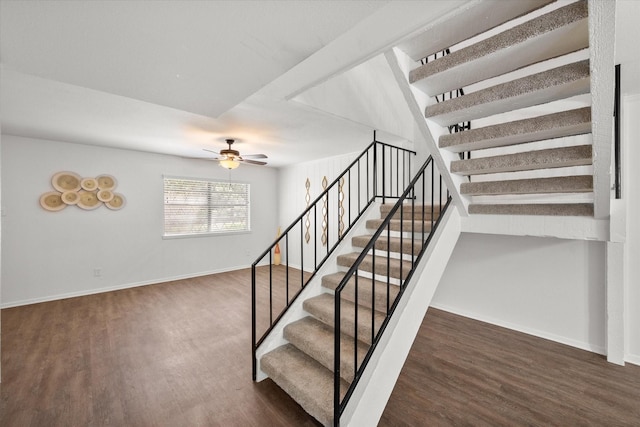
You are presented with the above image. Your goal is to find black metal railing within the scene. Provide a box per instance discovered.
[251,135,416,380]
[333,156,451,425]
[614,63,621,199]
[421,48,471,160]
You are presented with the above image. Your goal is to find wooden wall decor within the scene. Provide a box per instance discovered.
[40,172,125,211]
[304,178,311,244]
[321,176,328,246]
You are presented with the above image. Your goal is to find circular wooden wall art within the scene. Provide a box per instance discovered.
[81,177,98,191]
[77,191,101,210]
[97,189,114,202]
[42,172,123,212]
[40,191,66,211]
[96,174,117,190]
[51,171,81,192]
[61,190,80,205]
[105,193,126,210]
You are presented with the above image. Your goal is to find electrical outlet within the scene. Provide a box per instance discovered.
[94,268,102,277]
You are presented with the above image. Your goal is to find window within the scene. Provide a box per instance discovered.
[163,177,250,237]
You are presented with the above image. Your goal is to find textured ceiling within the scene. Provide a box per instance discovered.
[0,1,471,167]
[0,0,386,118]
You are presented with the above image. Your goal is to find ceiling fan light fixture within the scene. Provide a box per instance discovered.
[204,138,267,168]
[219,158,240,170]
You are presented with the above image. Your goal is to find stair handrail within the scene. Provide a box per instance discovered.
[252,136,416,380]
[614,63,621,199]
[333,155,452,425]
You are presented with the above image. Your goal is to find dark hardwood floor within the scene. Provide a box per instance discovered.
[1,267,320,427]
[2,267,639,426]
[381,308,640,426]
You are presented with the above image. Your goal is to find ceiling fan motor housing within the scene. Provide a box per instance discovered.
[220,148,240,158]
[222,139,240,158]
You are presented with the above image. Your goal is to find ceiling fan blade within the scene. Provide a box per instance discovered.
[181,156,219,161]
[241,153,268,159]
[240,159,267,166]
[203,148,220,155]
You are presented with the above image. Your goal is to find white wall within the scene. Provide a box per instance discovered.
[0,129,3,381]
[275,141,429,270]
[615,0,640,367]
[624,95,640,364]
[1,135,278,307]
[433,233,606,354]
[277,151,360,270]
[430,0,640,364]
[293,54,415,143]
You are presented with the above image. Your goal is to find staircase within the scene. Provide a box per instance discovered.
[260,203,442,426]
[254,1,616,425]
[389,0,613,218]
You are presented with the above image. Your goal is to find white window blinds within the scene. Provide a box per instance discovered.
[163,177,250,237]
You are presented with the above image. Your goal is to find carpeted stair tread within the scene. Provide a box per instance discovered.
[380,203,443,220]
[284,316,369,381]
[261,344,348,426]
[303,293,386,346]
[397,0,553,61]
[468,203,594,216]
[337,252,413,280]
[410,1,588,96]
[352,234,423,256]
[424,60,590,127]
[322,272,400,313]
[366,218,434,233]
[451,145,592,176]
[461,175,593,196]
[440,107,591,153]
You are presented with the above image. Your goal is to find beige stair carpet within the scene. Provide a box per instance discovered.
[439,107,591,152]
[451,144,592,175]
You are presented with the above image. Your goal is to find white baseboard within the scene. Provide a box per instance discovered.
[430,302,606,356]
[625,354,640,367]
[0,264,253,309]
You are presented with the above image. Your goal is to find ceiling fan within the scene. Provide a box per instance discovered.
[204,139,268,169]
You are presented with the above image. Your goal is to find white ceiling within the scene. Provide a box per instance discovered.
[1,1,637,168]
[0,0,401,167]
[3,0,457,167]
[1,0,387,118]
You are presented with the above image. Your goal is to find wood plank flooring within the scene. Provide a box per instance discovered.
[1,267,320,427]
[381,308,640,426]
[2,267,639,426]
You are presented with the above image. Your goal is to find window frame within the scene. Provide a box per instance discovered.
[162,175,251,239]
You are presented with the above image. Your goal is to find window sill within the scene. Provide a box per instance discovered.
[162,230,251,240]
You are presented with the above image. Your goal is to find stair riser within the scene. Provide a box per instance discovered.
[397,0,554,61]
[340,270,403,287]
[451,145,592,176]
[381,204,442,213]
[439,107,592,153]
[283,318,368,382]
[366,219,434,233]
[321,273,400,314]
[331,284,399,314]
[469,203,594,216]
[410,1,588,96]
[461,175,593,196]
[303,300,383,346]
[260,344,348,426]
[352,235,422,256]
[425,60,590,127]
[337,254,412,280]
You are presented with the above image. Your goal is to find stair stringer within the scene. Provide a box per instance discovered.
[254,201,383,381]
[588,0,616,219]
[340,206,461,426]
[385,47,469,216]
